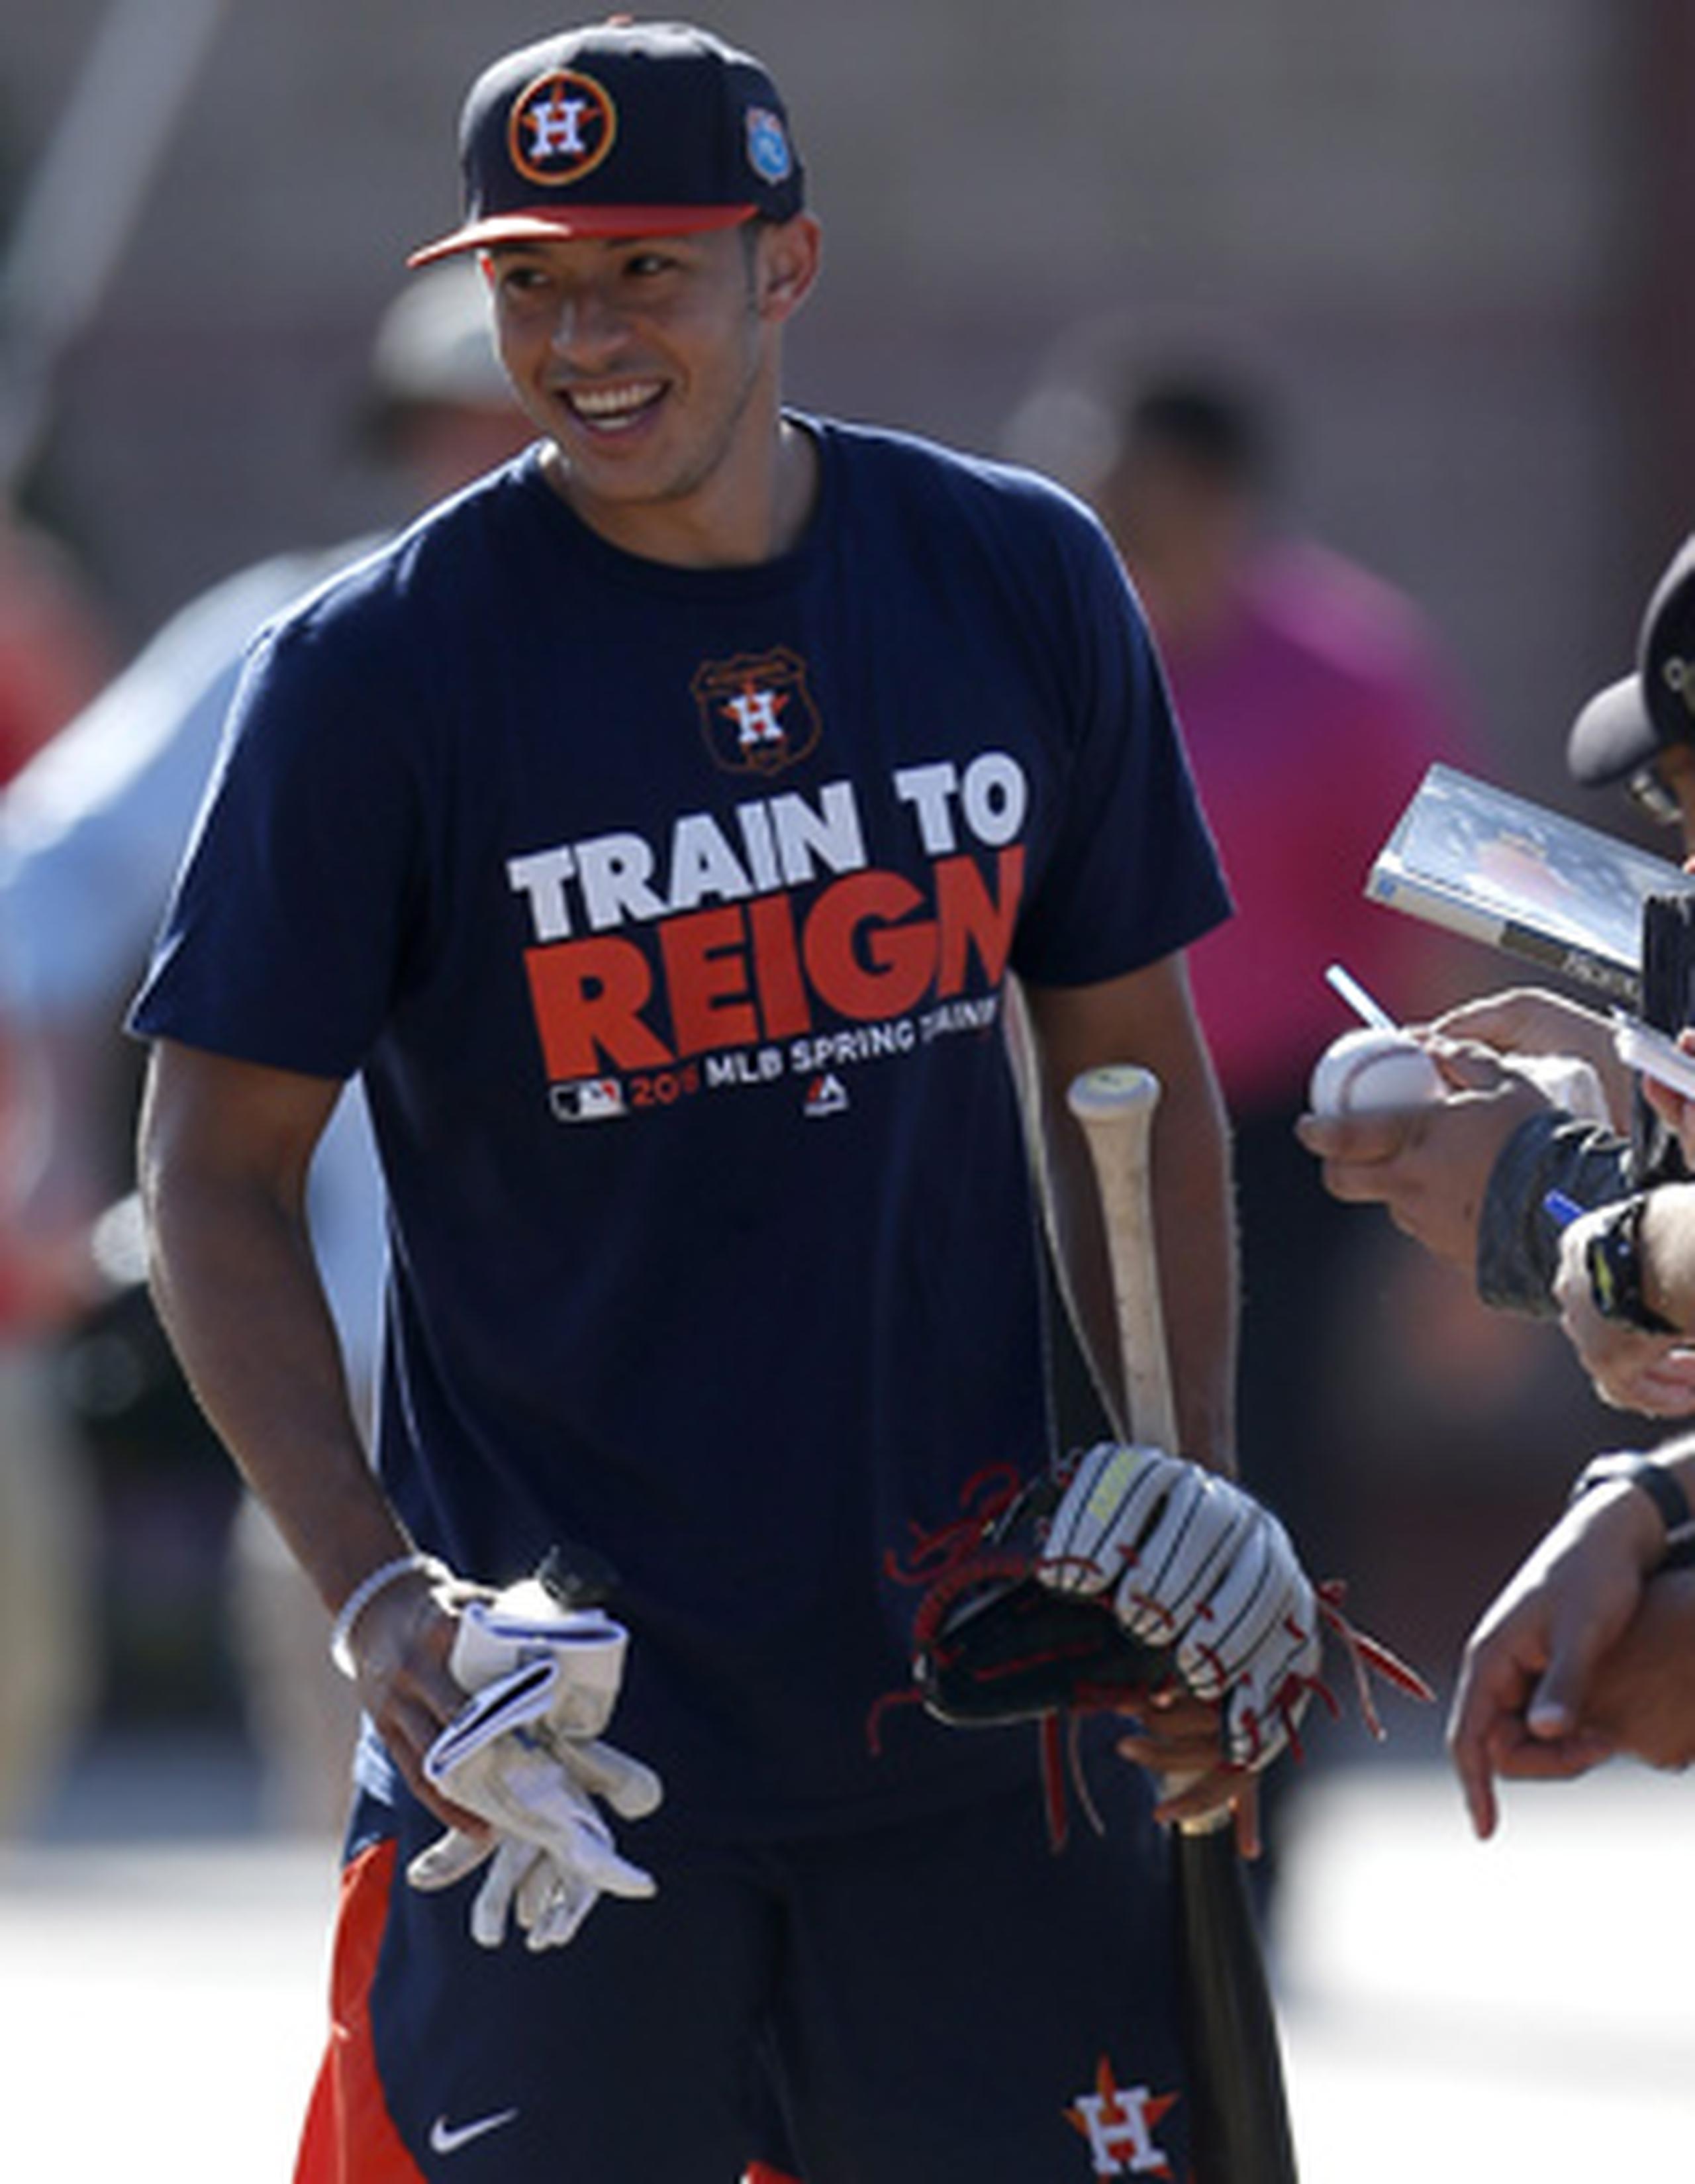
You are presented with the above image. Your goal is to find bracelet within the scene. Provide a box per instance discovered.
[328,1552,449,1679]
[1567,1452,1695,1561]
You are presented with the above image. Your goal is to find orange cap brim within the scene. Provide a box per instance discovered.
[407,203,755,268]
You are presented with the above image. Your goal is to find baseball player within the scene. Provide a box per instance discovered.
[130,23,1323,2181]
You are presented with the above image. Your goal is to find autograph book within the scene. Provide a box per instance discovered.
[1365,764,1695,1006]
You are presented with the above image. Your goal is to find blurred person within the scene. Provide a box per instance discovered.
[1008,350,1475,1894]
[0,505,114,786]
[1298,533,1695,1332]
[0,491,118,1830]
[0,259,532,1832]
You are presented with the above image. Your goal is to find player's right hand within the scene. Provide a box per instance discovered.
[407,1654,662,1948]
[397,1573,663,1948]
[340,1562,491,1834]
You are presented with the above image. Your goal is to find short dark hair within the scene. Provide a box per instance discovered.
[1120,372,1274,494]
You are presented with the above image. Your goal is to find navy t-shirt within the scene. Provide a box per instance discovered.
[133,419,1229,1840]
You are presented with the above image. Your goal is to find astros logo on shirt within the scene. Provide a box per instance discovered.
[693,648,822,777]
[508,68,617,187]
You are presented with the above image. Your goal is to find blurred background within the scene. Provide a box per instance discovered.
[0,4,1692,2176]
[7,0,1692,738]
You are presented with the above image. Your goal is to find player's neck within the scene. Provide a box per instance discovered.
[542,415,818,571]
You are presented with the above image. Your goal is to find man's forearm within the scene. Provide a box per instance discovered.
[137,1045,411,1616]
[1022,966,1237,1475]
[146,1167,408,1610]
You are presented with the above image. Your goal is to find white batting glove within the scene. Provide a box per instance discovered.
[1036,1442,1322,1771]
[448,1576,632,1737]
[406,1576,662,1949]
[407,1653,662,1948]
[405,1826,590,1951]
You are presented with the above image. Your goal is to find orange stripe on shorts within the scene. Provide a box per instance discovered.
[293,1840,424,2184]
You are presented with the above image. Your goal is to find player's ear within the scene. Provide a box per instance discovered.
[752,215,822,324]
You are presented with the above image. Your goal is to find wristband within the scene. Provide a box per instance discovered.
[330,1552,450,1678]
[1583,1194,1678,1334]
[1567,1452,1695,1563]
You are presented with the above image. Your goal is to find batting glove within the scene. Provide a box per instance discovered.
[1035,1442,1322,1771]
[408,1653,662,1947]
[447,1577,634,1739]
[406,1575,662,1949]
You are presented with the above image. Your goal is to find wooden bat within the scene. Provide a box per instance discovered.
[1066,1063,1300,2184]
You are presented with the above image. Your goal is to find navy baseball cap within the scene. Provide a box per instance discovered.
[1568,533,1695,785]
[408,19,804,268]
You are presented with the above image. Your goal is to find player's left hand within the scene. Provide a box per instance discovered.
[1036,1444,1322,1775]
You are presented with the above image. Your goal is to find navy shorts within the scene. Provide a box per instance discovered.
[296,1754,1194,2183]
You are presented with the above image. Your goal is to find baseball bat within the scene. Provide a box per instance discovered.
[1066,1063,1299,2184]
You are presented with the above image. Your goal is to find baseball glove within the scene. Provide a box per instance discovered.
[910,1452,1431,1761]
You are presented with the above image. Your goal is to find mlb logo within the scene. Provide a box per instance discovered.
[550,1076,626,1122]
[803,1073,848,1118]
[692,647,822,777]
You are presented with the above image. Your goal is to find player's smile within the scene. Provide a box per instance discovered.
[561,379,669,435]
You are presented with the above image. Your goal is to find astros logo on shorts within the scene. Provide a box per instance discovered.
[508,68,617,187]
[693,648,822,777]
[1064,2057,1180,2177]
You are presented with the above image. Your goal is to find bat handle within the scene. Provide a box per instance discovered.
[1065,1065,1178,1452]
[1065,1064,1224,1838]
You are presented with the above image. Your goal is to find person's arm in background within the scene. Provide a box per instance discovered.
[0,556,337,1312]
[1549,1183,1695,1416]
[1448,1438,1695,1836]
[1296,1027,1632,1314]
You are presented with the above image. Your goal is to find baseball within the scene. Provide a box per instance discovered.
[1307,1026,1445,1117]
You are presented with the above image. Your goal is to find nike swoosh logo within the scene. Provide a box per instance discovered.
[429,2108,520,2156]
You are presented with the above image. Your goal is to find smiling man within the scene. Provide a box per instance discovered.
[125,22,1310,2184]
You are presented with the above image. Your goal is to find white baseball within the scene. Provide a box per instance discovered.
[1307,1026,1445,1116]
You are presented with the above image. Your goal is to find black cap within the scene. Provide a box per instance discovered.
[409,19,803,268]
[1567,534,1695,785]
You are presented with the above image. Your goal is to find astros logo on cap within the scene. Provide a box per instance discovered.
[508,68,617,188]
